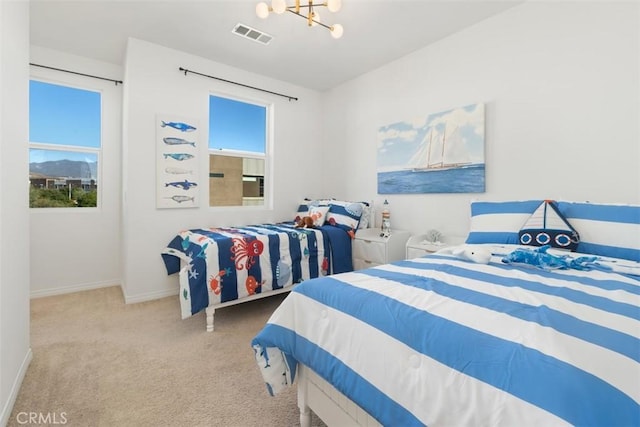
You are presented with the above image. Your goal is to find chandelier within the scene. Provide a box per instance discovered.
[256,0,344,39]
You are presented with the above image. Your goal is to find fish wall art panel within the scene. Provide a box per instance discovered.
[156,115,200,208]
[377,103,485,194]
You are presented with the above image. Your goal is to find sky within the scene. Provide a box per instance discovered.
[376,103,485,172]
[29,80,101,162]
[29,81,266,163]
[208,95,266,153]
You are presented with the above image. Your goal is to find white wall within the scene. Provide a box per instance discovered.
[322,1,640,238]
[23,1,640,302]
[0,1,31,425]
[28,46,123,297]
[5,2,635,416]
[121,38,326,302]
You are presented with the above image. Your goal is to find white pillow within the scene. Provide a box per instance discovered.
[294,199,331,222]
[308,206,330,227]
[359,203,372,229]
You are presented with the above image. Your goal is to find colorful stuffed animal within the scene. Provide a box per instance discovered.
[295,216,314,229]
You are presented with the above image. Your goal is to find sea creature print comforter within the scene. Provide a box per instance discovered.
[162,222,352,318]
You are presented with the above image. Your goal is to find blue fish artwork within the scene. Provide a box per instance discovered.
[161,121,197,132]
[165,180,198,190]
[163,153,194,161]
[163,137,196,147]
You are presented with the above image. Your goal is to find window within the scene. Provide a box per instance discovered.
[29,80,101,208]
[208,94,268,207]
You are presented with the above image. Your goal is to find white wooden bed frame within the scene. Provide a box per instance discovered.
[204,203,376,332]
[297,364,380,427]
[204,286,294,332]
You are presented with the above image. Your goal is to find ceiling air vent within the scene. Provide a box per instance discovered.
[232,23,273,45]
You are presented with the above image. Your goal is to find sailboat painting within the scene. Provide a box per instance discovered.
[377,103,485,194]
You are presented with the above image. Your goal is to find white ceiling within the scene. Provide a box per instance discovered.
[29,0,523,91]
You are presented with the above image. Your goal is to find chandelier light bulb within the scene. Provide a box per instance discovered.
[272,0,287,14]
[326,0,342,13]
[330,23,343,39]
[256,2,270,18]
[255,0,344,39]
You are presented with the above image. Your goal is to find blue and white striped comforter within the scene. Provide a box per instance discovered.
[162,223,352,319]
[252,245,639,426]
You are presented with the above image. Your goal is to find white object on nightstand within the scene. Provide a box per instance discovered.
[406,233,466,259]
[352,228,411,270]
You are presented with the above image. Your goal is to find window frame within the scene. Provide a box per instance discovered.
[28,77,103,211]
[208,91,272,209]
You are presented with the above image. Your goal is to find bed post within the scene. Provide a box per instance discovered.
[298,365,312,427]
[205,306,215,332]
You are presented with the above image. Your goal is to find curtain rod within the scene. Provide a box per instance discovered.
[29,63,123,86]
[179,67,298,102]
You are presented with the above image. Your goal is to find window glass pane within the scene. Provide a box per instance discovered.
[208,94,268,208]
[209,154,264,207]
[29,79,101,209]
[209,95,266,153]
[29,148,98,208]
[29,80,101,148]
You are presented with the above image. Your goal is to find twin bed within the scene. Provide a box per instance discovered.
[161,199,371,331]
[251,200,639,426]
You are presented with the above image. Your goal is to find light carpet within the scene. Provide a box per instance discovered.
[8,286,325,427]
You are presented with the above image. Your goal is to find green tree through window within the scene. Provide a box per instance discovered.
[29,80,101,208]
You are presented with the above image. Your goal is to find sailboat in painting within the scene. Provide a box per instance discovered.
[408,124,471,172]
[376,102,485,194]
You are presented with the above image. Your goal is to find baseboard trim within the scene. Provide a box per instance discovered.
[30,280,119,299]
[0,348,33,427]
[123,288,178,304]
[32,281,179,305]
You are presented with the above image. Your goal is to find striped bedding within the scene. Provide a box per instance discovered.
[252,244,639,426]
[162,223,352,319]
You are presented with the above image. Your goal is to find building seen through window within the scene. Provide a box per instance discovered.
[29,80,101,208]
[209,94,268,207]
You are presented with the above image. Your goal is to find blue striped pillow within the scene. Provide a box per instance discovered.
[555,202,640,262]
[326,200,366,232]
[466,200,542,245]
[466,200,640,262]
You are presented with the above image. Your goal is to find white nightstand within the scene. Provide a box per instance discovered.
[353,228,411,270]
[406,234,466,259]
